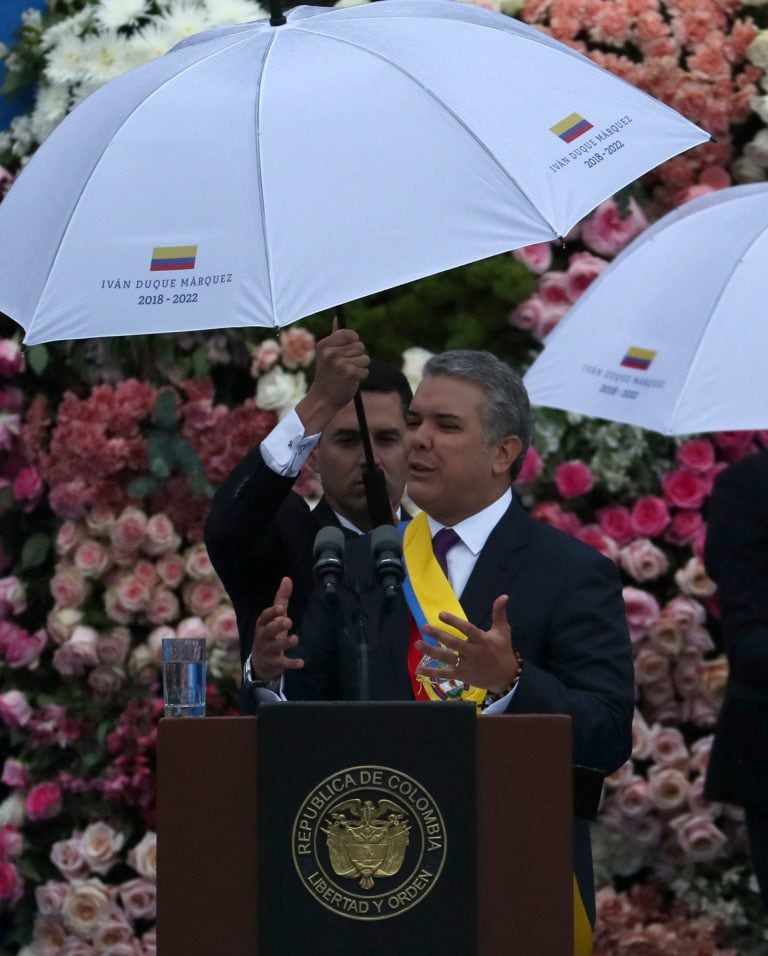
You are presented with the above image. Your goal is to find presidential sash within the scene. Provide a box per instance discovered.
[399,512,594,955]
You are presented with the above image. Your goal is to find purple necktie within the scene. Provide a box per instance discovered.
[432,527,460,577]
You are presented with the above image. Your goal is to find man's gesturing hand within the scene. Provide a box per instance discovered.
[249,577,304,681]
[414,594,519,695]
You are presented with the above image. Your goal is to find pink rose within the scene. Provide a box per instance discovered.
[581,197,648,257]
[650,726,689,766]
[575,525,619,561]
[183,580,223,617]
[110,507,148,552]
[641,677,675,706]
[513,242,553,274]
[51,837,90,880]
[176,617,210,640]
[251,338,281,376]
[564,250,607,302]
[513,446,543,486]
[85,504,115,535]
[630,496,670,538]
[119,877,157,921]
[206,605,238,644]
[52,627,99,676]
[1,759,30,789]
[622,587,660,642]
[0,340,24,378]
[713,431,755,458]
[46,606,84,643]
[597,506,634,547]
[96,628,131,666]
[73,540,110,579]
[625,813,662,848]
[115,575,151,613]
[631,710,653,760]
[531,501,582,535]
[144,513,178,556]
[673,659,704,698]
[35,879,69,915]
[103,588,134,625]
[156,553,185,589]
[509,294,566,341]
[88,664,125,698]
[661,468,709,509]
[184,544,215,581]
[93,917,135,950]
[279,327,316,369]
[634,646,670,685]
[648,611,684,656]
[603,761,634,790]
[619,539,669,582]
[0,860,23,904]
[554,460,594,498]
[0,825,22,860]
[26,782,62,822]
[50,566,89,608]
[680,695,719,728]
[0,576,26,616]
[146,589,180,625]
[615,777,653,817]
[3,625,47,669]
[134,559,158,588]
[664,510,704,547]
[648,767,689,811]
[81,821,125,876]
[12,466,43,508]
[143,928,157,955]
[672,813,728,862]
[55,521,84,557]
[0,689,32,727]
[688,736,713,777]
[128,831,157,880]
[677,439,715,473]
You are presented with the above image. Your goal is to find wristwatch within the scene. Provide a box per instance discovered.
[242,656,282,693]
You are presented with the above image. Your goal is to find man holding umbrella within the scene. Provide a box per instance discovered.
[247,344,635,936]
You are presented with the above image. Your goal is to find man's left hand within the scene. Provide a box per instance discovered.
[414,594,519,695]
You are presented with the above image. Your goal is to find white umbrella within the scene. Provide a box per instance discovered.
[523,183,768,436]
[0,0,708,346]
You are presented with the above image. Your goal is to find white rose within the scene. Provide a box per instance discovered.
[61,878,112,939]
[128,831,157,881]
[748,29,768,69]
[81,821,125,876]
[256,367,307,418]
[0,791,26,827]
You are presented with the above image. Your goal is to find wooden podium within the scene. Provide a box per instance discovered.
[157,708,573,955]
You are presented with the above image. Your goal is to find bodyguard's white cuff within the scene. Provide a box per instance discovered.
[482,682,519,714]
[260,408,320,477]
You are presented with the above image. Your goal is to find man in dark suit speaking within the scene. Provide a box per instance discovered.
[246,348,634,930]
[204,327,413,701]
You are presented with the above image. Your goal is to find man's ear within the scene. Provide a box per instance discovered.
[308,447,320,473]
[492,435,522,476]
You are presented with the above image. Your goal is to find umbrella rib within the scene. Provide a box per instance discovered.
[291,25,557,237]
[253,31,281,328]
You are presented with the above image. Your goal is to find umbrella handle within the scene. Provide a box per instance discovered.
[269,0,286,27]
[335,304,395,529]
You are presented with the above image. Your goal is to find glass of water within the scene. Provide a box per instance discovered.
[162,637,207,717]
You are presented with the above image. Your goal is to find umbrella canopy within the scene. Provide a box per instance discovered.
[523,183,768,436]
[0,0,708,346]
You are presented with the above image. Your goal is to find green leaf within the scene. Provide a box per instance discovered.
[148,432,173,477]
[192,346,209,378]
[25,344,49,375]
[127,475,159,498]
[21,532,50,569]
[152,389,177,431]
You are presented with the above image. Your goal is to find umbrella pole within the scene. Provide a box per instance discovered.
[335,304,396,529]
[269,0,286,27]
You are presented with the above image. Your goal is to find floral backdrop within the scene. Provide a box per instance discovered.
[1,0,768,953]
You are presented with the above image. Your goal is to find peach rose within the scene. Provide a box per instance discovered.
[701,655,729,696]
[649,767,690,811]
[250,338,281,376]
[674,557,716,597]
[128,831,157,881]
[634,646,670,685]
[61,878,112,939]
[648,611,684,656]
[619,539,669,582]
[280,327,316,369]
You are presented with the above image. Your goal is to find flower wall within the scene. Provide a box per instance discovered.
[1,0,768,954]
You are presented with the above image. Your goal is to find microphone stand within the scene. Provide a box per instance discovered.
[349,580,370,702]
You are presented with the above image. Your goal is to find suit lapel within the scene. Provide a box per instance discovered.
[459,499,532,630]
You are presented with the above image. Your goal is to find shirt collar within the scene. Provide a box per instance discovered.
[426,489,512,556]
[335,506,402,536]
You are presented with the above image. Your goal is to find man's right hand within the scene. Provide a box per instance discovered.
[249,577,305,681]
[294,326,369,434]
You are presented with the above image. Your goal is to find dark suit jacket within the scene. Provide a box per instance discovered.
[283,497,635,922]
[704,449,768,808]
[204,446,354,671]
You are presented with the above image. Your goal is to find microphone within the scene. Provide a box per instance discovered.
[313,526,346,598]
[370,525,405,600]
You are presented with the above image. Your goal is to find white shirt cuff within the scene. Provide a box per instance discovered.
[260,409,321,477]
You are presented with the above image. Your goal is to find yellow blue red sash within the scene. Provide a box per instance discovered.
[399,512,593,955]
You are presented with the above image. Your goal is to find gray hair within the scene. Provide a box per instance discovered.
[422,350,531,480]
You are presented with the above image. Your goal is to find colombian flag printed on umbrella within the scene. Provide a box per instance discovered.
[550,113,594,143]
[620,346,656,371]
[150,245,197,271]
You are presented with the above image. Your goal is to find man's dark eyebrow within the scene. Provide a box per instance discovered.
[372,428,403,438]
[328,427,361,439]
